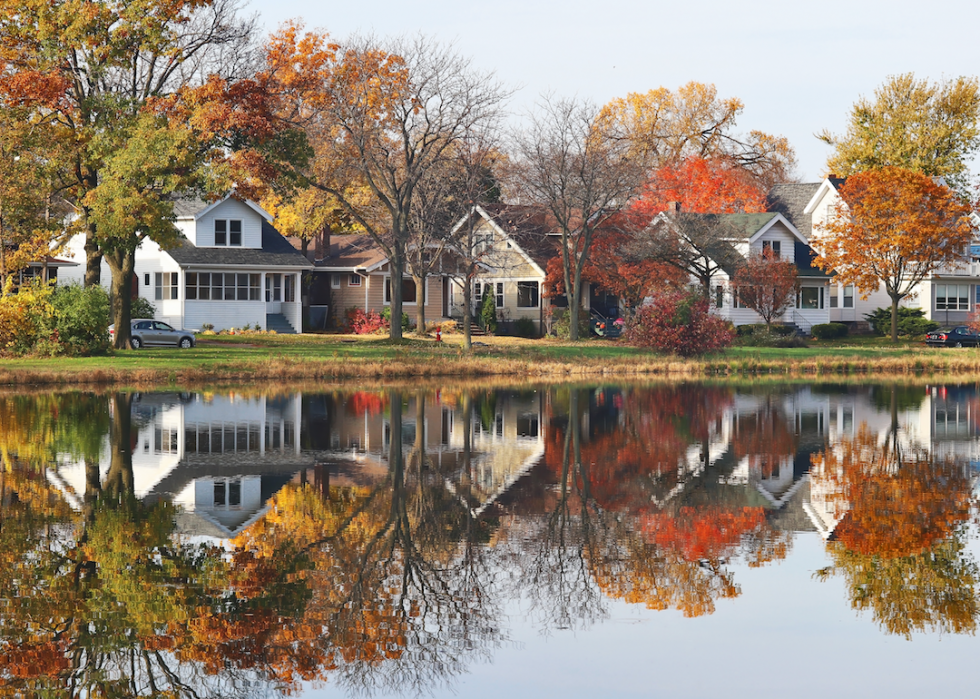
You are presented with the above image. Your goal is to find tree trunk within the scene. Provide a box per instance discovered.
[389,248,404,341]
[413,273,426,335]
[106,251,135,350]
[463,278,472,351]
[105,392,135,502]
[84,230,103,288]
[890,295,899,343]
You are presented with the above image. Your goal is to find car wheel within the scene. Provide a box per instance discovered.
[179,337,193,349]
[130,336,142,349]
[955,341,964,348]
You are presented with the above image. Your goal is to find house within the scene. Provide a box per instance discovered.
[59,194,313,333]
[301,205,567,336]
[649,209,833,332]
[788,176,980,329]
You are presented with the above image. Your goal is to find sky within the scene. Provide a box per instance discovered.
[247,0,980,183]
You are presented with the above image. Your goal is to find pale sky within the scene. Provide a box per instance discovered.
[248,0,980,183]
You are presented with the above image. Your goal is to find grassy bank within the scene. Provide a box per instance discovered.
[2,332,980,388]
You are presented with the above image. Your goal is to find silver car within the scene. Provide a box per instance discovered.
[110,319,197,349]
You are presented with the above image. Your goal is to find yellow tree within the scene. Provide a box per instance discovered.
[819,74,980,193]
[811,166,974,341]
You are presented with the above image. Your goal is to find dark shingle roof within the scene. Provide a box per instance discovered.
[166,221,313,268]
[479,204,561,269]
[766,183,822,239]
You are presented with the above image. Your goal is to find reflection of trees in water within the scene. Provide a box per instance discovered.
[811,418,979,637]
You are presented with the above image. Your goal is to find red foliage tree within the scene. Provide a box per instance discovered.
[730,249,799,329]
[624,288,735,356]
[631,156,767,217]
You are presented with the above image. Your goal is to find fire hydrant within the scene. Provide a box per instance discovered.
[435,326,442,342]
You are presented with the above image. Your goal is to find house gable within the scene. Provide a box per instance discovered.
[175,195,271,249]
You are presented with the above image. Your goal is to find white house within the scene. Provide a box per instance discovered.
[796,176,980,329]
[60,194,313,333]
[650,210,832,332]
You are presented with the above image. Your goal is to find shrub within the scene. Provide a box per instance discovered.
[48,284,110,355]
[0,281,109,356]
[551,309,590,340]
[624,288,735,357]
[425,319,458,334]
[737,327,808,348]
[736,323,796,337]
[513,317,537,338]
[131,296,156,320]
[478,287,497,334]
[346,307,386,334]
[811,322,849,340]
[380,306,411,331]
[865,307,940,336]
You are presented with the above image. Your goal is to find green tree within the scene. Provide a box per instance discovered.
[819,73,980,192]
[479,285,497,334]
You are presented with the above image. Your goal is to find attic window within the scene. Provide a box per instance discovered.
[215,219,242,246]
[762,240,781,258]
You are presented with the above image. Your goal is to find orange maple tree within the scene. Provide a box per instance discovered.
[812,166,975,341]
[631,156,767,217]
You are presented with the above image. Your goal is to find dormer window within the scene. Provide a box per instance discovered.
[214,219,242,246]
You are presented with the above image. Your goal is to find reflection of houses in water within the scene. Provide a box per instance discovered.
[803,385,980,538]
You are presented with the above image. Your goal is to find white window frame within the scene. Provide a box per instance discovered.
[516,280,540,309]
[349,274,362,287]
[213,219,243,247]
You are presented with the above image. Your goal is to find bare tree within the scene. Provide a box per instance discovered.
[628,212,745,298]
[293,35,509,340]
[509,96,648,340]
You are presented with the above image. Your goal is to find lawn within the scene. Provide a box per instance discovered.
[1,331,978,388]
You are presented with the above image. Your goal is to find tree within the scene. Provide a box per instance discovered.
[265,29,508,340]
[811,166,974,341]
[731,249,798,330]
[599,83,797,189]
[819,74,980,193]
[628,212,746,298]
[510,96,648,340]
[630,156,768,218]
[0,0,258,348]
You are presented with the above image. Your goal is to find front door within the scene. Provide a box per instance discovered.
[266,274,282,314]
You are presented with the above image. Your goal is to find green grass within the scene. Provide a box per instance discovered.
[2,331,978,388]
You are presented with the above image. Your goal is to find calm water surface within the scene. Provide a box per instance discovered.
[1,383,978,697]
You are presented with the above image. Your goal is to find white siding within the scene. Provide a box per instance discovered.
[195,198,264,249]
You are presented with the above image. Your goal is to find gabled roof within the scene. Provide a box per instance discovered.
[172,193,273,222]
[767,182,822,239]
[306,235,390,272]
[803,176,847,215]
[166,221,313,269]
[29,256,78,268]
[665,211,808,244]
[473,204,560,274]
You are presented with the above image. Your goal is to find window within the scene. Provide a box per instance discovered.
[144,273,150,287]
[285,275,295,303]
[214,219,242,246]
[349,274,362,287]
[715,285,724,309]
[385,278,419,304]
[155,272,178,300]
[185,271,259,301]
[797,286,823,310]
[495,282,504,308]
[517,281,539,308]
[937,284,970,311]
[762,240,781,258]
[829,285,838,308]
[331,275,341,289]
[843,285,854,308]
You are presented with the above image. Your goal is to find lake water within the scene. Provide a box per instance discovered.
[1,382,979,698]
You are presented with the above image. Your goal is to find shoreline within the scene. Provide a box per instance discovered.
[3,334,980,388]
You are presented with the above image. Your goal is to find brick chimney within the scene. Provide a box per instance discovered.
[315,225,330,263]
[665,201,681,214]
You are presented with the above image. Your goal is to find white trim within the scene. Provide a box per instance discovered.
[803,178,844,215]
[182,193,273,223]
[746,213,808,245]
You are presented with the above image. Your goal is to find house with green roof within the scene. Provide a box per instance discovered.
[652,209,832,332]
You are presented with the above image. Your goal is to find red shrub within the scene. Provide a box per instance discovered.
[345,307,387,334]
[624,288,734,357]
